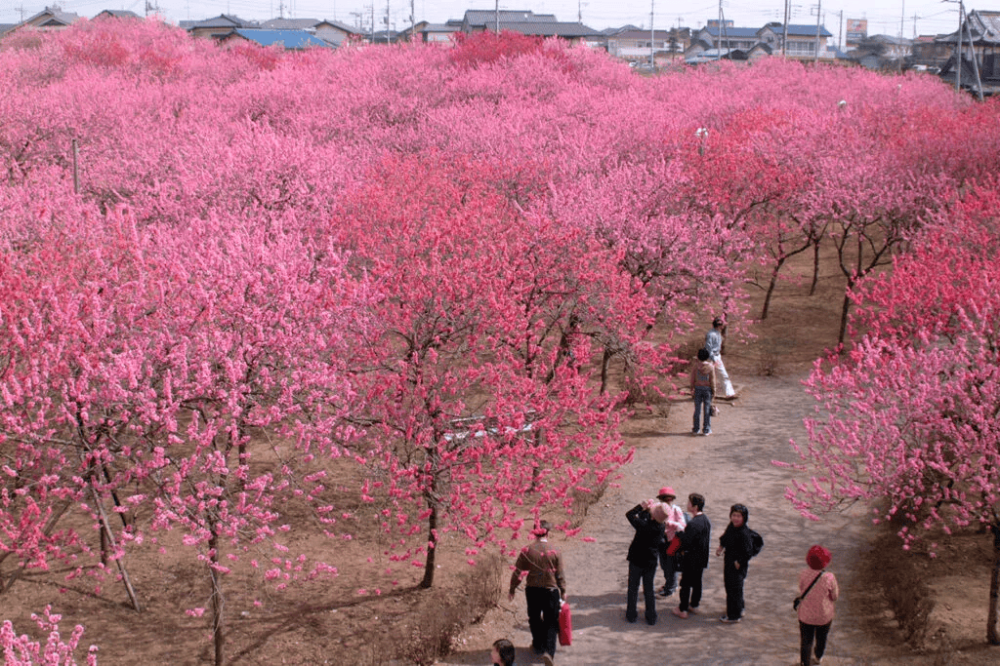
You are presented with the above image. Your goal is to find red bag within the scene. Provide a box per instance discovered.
[558,599,572,646]
[666,535,682,556]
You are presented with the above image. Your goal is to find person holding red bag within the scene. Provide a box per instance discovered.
[655,486,686,597]
[509,520,566,666]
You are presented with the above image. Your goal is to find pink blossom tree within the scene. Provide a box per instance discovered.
[787,183,1000,644]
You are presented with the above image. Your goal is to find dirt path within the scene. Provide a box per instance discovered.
[440,375,892,666]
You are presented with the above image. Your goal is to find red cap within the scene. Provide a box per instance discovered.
[657,487,676,499]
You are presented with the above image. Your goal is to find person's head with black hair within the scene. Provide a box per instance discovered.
[688,493,705,513]
[491,638,516,666]
[697,348,710,362]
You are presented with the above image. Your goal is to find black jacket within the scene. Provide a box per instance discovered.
[626,504,665,569]
[719,522,753,569]
[680,512,712,571]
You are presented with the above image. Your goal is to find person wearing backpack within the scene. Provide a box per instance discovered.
[715,503,757,623]
[797,545,839,666]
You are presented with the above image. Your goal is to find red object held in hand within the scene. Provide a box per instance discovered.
[558,600,572,646]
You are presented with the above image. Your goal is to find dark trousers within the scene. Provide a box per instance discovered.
[723,561,747,620]
[626,561,658,624]
[677,566,704,611]
[658,547,678,594]
[525,586,560,657]
[799,620,832,666]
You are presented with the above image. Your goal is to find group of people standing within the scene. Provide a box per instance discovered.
[625,489,757,626]
[502,316,840,666]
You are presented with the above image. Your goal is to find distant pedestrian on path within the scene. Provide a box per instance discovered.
[690,348,717,436]
[672,493,711,619]
[705,317,735,398]
[797,545,839,666]
[625,499,668,625]
[716,503,753,623]
[655,486,686,597]
[509,520,565,666]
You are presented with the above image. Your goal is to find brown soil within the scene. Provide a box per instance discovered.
[2,250,997,666]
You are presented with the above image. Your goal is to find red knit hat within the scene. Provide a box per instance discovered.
[806,545,832,570]
[657,487,676,500]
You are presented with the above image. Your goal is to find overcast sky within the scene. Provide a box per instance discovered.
[1,0,976,47]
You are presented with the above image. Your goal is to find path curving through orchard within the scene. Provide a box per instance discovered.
[440,375,893,666]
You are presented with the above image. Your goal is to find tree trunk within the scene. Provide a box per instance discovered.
[988,523,1000,645]
[760,257,786,320]
[209,529,226,666]
[838,289,852,346]
[600,347,612,395]
[810,239,821,296]
[419,502,438,589]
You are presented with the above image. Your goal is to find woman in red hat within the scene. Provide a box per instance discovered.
[796,545,839,666]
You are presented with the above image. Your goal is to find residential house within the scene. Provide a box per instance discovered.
[418,23,461,45]
[937,9,1000,95]
[607,28,689,62]
[455,9,602,46]
[219,29,332,50]
[94,10,141,20]
[912,35,951,71]
[184,15,258,39]
[693,25,761,52]
[10,5,79,32]
[259,17,366,46]
[757,23,835,59]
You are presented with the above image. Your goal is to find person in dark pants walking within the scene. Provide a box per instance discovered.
[797,545,839,666]
[625,499,667,625]
[672,493,712,619]
[509,520,565,666]
[716,503,754,623]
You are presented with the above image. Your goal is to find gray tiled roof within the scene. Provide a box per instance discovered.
[775,24,834,38]
[187,14,256,29]
[260,18,320,30]
[937,10,1000,45]
[499,21,602,38]
[463,10,558,26]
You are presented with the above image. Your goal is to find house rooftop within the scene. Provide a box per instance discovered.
[229,28,331,48]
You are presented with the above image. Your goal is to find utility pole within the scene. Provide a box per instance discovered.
[385,0,390,43]
[495,0,499,33]
[410,0,415,41]
[782,0,790,57]
[814,0,822,62]
[650,0,655,68]
[899,0,905,71]
[838,10,843,51]
[912,14,919,39]
[578,0,582,23]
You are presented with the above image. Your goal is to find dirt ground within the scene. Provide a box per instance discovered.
[2,251,997,666]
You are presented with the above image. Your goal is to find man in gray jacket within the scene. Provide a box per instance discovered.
[705,317,735,397]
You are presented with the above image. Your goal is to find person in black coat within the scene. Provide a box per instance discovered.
[716,503,754,623]
[672,493,712,619]
[625,499,667,625]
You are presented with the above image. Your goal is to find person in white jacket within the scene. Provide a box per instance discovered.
[655,487,687,597]
[705,317,735,397]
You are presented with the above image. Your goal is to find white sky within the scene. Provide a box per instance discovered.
[0,0,982,47]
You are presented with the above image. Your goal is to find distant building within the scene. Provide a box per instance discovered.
[183,15,258,39]
[607,28,689,62]
[454,9,602,45]
[10,5,80,32]
[219,29,332,50]
[937,9,1000,96]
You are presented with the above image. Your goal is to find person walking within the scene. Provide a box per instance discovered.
[797,545,839,666]
[672,493,711,619]
[655,486,686,597]
[509,520,565,666]
[716,503,754,623]
[690,348,717,436]
[625,499,667,625]
[705,317,735,397]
